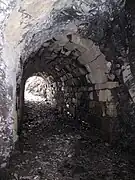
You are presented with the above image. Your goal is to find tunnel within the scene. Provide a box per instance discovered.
[1,0,135,179]
[16,35,119,141]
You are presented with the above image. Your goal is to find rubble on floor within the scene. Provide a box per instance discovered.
[2,101,135,180]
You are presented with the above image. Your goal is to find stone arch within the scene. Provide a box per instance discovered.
[15,32,119,140]
[0,0,128,167]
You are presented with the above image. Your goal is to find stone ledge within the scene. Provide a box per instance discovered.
[95,82,119,90]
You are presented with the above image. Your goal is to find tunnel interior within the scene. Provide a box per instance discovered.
[2,0,135,179]
[7,30,135,178]
[9,35,133,180]
[16,34,119,143]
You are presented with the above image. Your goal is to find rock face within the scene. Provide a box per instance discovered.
[1,0,135,167]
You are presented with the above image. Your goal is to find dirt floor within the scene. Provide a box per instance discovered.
[1,101,135,180]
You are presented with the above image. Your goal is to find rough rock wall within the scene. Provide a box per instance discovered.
[1,0,135,167]
[0,0,17,168]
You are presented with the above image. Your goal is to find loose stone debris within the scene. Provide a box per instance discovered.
[1,98,135,180]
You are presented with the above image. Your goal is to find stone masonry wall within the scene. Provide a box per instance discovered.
[1,0,135,167]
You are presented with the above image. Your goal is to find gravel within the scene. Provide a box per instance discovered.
[1,100,135,180]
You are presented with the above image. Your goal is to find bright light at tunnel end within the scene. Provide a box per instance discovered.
[25,76,56,105]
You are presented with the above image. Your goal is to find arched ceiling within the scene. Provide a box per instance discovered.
[0,0,131,168]
[22,34,109,86]
[4,0,126,70]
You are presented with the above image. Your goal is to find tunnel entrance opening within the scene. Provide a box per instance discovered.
[24,75,56,106]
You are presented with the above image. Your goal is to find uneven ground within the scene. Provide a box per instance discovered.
[2,101,135,180]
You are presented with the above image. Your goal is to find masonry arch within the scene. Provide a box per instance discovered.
[0,0,127,167]
[15,33,119,141]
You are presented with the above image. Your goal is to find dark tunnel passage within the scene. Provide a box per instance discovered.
[4,35,135,179]
[16,36,120,142]
[2,0,135,179]
[16,36,104,137]
[18,40,82,130]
